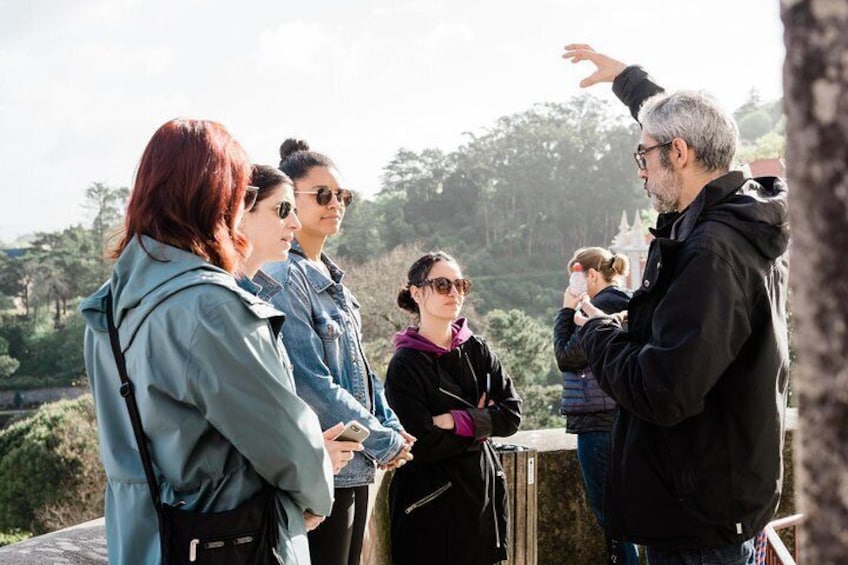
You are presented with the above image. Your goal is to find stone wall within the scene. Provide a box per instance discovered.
[0,410,798,565]
[0,386,88,408]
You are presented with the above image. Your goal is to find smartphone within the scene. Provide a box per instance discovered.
[333,420,370,443]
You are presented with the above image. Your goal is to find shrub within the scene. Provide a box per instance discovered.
[0,395,104,534]
[0,528,30,548]
[517,384,562,430]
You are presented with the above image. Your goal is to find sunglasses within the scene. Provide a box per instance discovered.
[418,277,472,296]
[244,185,259,211]
[275,201,293,220]
[295,186,354,207]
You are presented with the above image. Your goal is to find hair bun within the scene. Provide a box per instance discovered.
[279,138,310,159]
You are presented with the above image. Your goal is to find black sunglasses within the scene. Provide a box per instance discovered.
[418,277,472,296]
[295,186,354,207]
[275,200,293,220]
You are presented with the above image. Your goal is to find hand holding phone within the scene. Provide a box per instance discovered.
[333,420,371,443]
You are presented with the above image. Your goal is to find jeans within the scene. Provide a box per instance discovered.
[576,431,639,565]
[645,539,755,565]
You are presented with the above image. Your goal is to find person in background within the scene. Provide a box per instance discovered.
[238,163,365,482]
[553,246,636,564]
[385,251,522,565]
[264,139,415,565]
[565,44,790,565]
[80,119,334,564]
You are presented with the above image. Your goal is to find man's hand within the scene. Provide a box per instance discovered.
[322,422,364,475]
[574,298,606,327]
[562,43,627,88]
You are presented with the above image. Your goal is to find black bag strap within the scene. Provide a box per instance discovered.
[105,291,163,512]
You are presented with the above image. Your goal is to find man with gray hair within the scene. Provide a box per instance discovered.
[563,45,789,564]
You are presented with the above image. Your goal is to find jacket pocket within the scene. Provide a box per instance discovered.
[314,315,344,342]
[313,314,346,378]
[404,482,453,514]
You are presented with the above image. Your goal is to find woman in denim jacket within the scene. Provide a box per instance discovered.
[238,164,366,489]
[263,139,415,565]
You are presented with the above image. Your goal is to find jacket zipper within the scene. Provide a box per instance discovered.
[483,441,502,548]
[438,387,475,408]
[404,481,453,514]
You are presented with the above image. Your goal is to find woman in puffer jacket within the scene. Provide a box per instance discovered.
[553,246,637,565]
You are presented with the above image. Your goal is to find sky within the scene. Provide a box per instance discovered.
[0,0,786,244]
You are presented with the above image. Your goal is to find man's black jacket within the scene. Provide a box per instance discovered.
[579,66,790,549]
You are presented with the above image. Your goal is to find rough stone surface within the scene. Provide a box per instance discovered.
[0,518,106,564]
[783,0,848,561]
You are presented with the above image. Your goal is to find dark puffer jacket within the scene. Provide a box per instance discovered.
[579,66,791,549]
[554,286,630,433]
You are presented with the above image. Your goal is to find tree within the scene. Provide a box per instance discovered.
[83,182,128,278]
[0,395,104,535]
[783,0,848,560]
[484,309,556,387]
[0,337,19,379]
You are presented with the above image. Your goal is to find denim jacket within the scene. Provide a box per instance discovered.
[263,241,406,487]
[237,270,294,391]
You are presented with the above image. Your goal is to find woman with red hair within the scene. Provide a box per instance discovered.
[80,119,334,564]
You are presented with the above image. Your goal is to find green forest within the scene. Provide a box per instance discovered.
[0,91,784,543]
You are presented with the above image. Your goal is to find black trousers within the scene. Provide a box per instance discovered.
[308,485,369,565]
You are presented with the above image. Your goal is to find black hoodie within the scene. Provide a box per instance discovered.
[580,169,790,549]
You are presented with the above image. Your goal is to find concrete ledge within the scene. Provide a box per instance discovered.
[0,518,106,564]
[0,409,798,565]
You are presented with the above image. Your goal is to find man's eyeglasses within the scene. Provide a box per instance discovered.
[417,277,472,296]
[295,186,354,207]
[633,141,673,171]
[244,185,259,211]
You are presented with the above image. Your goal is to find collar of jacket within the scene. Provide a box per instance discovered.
[669,170,747,241]
[250,269,284,301]
[289,239,346,293]
[79,235,284,338]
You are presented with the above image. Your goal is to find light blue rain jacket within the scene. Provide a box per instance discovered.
[80,236,334,564]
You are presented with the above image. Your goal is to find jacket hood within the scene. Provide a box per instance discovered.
[79,235,267,342]
[393,317,473,356]
[675,171,789,261]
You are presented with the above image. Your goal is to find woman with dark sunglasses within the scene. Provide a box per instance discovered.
[263,139,415,565]
[384,251,523,565]
[238,164,366,488]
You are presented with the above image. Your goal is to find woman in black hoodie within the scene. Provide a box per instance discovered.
[385,251,522,565]
[553,246,636,564]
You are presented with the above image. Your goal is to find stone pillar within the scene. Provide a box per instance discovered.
[782,0,848,562]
